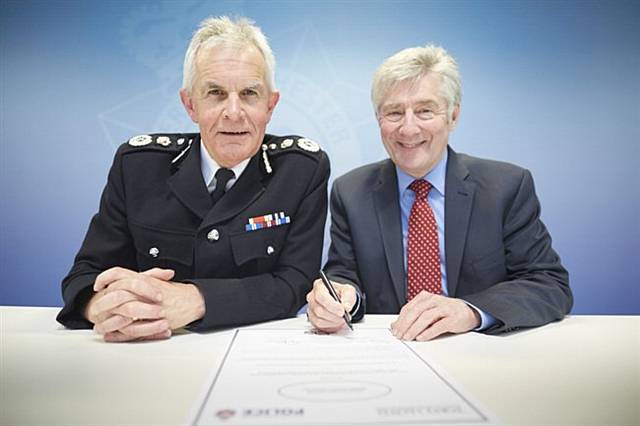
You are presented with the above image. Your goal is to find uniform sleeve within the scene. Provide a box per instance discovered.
[322,178,366,321]
[187,153,330,331]
[56,146,137,329]
[460,170,573,334]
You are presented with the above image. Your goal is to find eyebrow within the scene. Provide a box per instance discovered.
[202,82,224,90]
[381,99,441,111]
[381,103,403,111]
[243,83,266,93]
[201,81,266,92]
[416,99,440,106]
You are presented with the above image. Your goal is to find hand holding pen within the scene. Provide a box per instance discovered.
[305,270,357,333]
[319,270,353,330]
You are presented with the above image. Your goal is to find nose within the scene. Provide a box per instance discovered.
[398,109,420,137]
[222,93,243,121]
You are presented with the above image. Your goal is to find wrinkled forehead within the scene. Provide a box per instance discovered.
[194,42,268,83]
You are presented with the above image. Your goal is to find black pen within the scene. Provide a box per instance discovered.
[319,270,353,331]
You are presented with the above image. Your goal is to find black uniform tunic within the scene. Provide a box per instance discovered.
[57,133,329,331]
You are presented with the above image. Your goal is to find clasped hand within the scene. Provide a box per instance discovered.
[84,267,204,342]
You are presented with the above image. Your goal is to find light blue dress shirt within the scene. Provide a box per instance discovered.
[396,150,496,330]
[200,143,249,193]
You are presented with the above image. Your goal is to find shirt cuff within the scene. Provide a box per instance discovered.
[465,301,497,331]
[348,290,361,318]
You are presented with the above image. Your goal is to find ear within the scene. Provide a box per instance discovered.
[180,89,198,124]
[264,90,280,123]
[448,104,461,131]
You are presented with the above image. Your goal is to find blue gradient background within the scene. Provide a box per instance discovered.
[1,0,638,313]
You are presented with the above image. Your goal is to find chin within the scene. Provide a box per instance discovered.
[224,147,257,163]
[400,162,430,177]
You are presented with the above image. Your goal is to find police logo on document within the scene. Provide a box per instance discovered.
[216,409,236,420]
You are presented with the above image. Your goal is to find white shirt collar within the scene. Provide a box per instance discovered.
[200,142,250,193]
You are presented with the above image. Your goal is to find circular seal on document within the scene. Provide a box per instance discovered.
[278,381,391,402]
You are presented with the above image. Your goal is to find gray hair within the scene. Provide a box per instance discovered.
[182,16,276,93]
[371,44,462,121]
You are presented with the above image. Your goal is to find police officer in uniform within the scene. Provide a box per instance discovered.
[57,17,329,342]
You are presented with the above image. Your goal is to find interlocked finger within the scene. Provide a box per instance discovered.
[90,289,139,320]
[104,328,172,343]
[117,319,170,339]
[102,277,163,303]
[111,300,165,321]
[94,267,138,291]
[94,314,134,335]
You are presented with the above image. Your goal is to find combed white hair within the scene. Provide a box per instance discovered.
[182,16,276,93]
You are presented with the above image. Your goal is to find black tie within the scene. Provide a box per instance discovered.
[211,168,234,204]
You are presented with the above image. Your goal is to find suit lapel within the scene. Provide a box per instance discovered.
[444,148,475,297]
[167,136,211,219]
[373,160,405,307]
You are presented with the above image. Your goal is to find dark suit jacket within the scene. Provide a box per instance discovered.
[57,133,329,331]
[325,147,572,334]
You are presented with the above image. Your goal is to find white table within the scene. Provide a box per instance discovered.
[1,307,638,425]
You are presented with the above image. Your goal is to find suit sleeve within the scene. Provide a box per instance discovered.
[56,146,138,329]
[460,170,573,334]
[323,179,366,321]
[187,153,330,331]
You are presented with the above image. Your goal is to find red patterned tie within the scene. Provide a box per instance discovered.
[407,179,442,301]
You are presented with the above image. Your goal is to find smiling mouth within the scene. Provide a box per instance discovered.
[397,141,425,149]
[219,130,250,137]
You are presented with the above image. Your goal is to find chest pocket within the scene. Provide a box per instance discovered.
[130,222,194,276]
[229,226,285,267]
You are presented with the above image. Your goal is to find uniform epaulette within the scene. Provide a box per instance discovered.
[124,133,198,153]
[259,135,323,175]
[262,135,322,159]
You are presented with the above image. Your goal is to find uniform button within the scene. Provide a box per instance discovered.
[266,245,275,255]
[207,229,220,242]
[149,247,160,258]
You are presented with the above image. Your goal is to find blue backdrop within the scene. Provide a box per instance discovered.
[1,0,638,314]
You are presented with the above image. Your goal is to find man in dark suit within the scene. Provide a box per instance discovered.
[306,45,571,340]
[57,16,329,342]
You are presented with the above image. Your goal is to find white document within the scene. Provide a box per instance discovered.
[190,328,499,425]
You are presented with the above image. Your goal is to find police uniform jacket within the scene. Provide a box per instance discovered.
[57,133,329,331]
